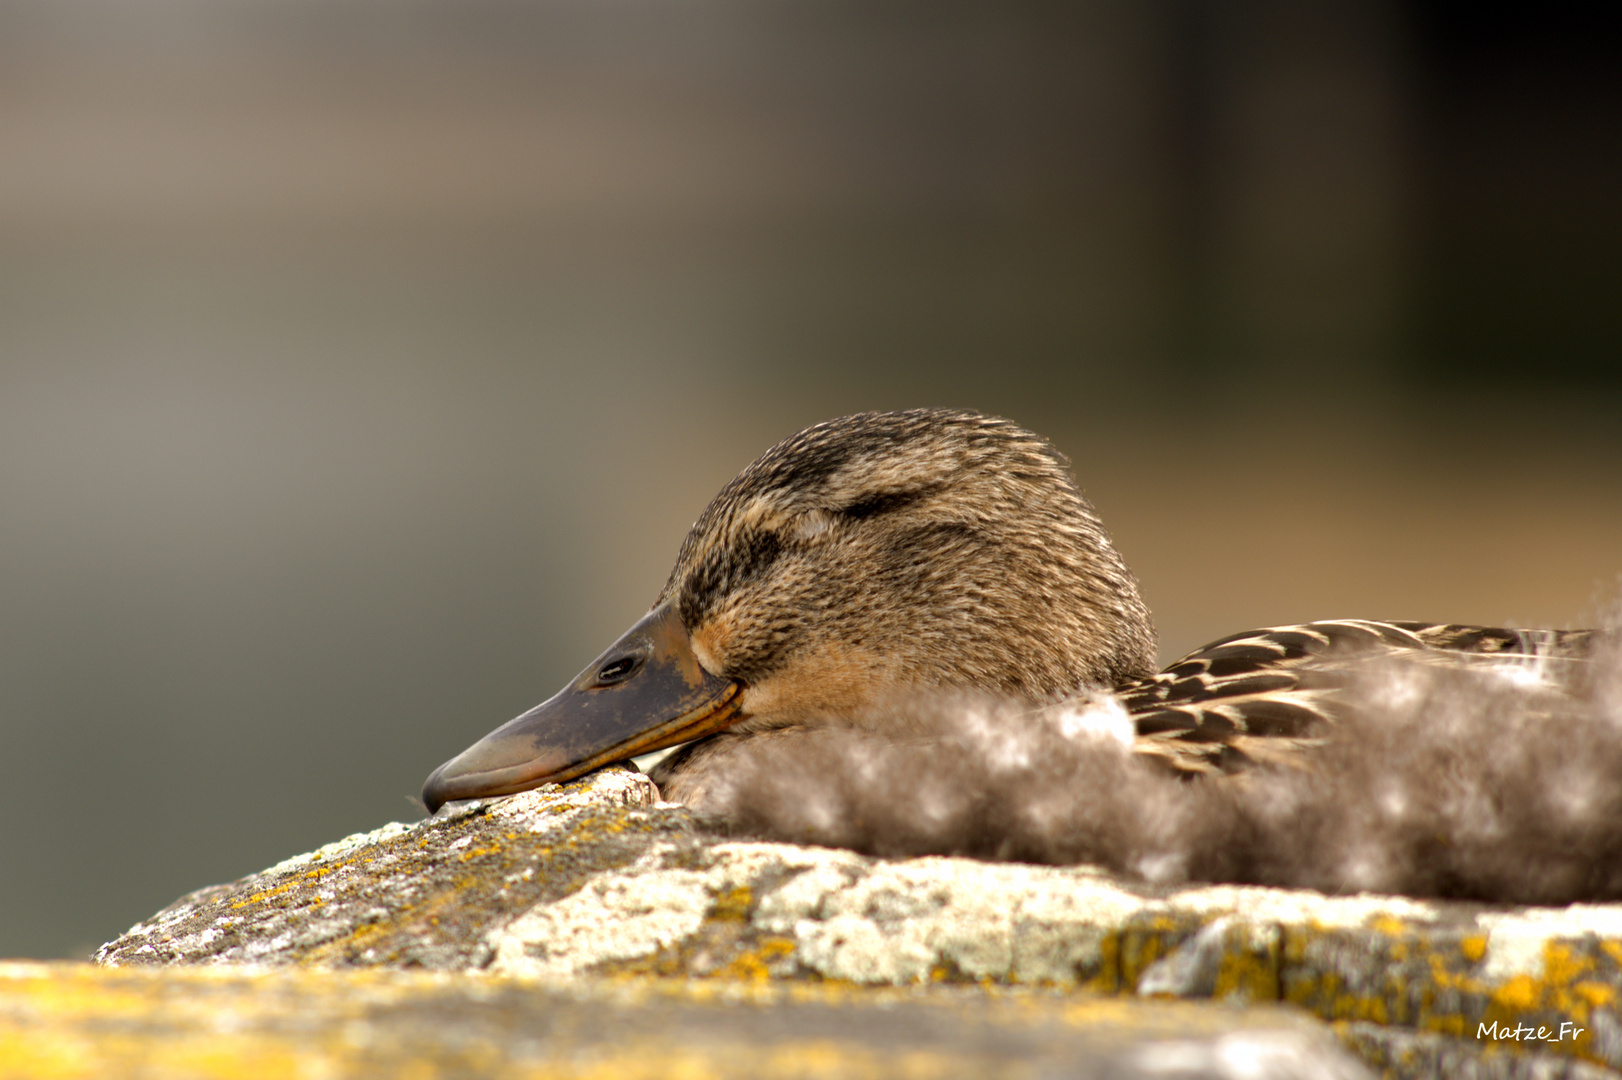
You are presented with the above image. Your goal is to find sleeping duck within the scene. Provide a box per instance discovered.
[422,408,1604,831]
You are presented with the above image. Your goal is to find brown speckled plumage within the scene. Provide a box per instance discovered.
[646,408,1607,814]
[653,409,1156,721]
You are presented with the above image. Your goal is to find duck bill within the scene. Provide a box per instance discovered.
[421,600,741,813]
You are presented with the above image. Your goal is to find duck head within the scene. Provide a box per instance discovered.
[421,408,1156,812]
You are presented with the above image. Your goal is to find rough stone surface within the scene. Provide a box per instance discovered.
[2,962,1374,1080]
[90,766,1622,1079]
[99,767,679,970]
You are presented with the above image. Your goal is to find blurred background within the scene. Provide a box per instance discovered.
[1,0,1617,959]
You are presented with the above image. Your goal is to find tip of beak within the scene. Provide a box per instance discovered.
[420,764,452,815]
[421,768,447,810]
[419,732,575,816]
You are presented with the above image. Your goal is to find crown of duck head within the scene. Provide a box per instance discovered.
[665,409,1157,706]
[422,408,1158,811]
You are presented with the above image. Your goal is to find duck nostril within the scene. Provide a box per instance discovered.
[594,656,641,686]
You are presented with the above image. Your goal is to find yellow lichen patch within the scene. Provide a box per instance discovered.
[455,843,505,862]
[0,1030,320,1080]
[1575,981,1617,1010]
[227,880,299,911]
[229,859,356,910]
[1422,1012,1467,1037]
[1336,991,1390,1026]
[1488,975,1540,1013]
[1540,942,1595,1007]
[1423,949,1483,996]
[778,978,869,1006]
[1211,933,1280,1002]
[708,887,753,923]
[295,871,488,967]
[1365,917,1411,963]
[1460,935,1488,964]
[296,913,397,966]
[1282,959,1391,1025]
[0,965,169,1023]
[713,938,797,983]
[1081,933,1122,994]
[1118,922,1192,990]
[1369,915,1407,939]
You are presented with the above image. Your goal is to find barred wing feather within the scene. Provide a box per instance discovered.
[1114,620,1600,775]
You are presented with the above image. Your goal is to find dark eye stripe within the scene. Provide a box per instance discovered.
[839,483,943,520]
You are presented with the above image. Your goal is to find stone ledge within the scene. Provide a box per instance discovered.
[2,962,1377,1080]
[99,767,675,970]
[92,768,1622,1078]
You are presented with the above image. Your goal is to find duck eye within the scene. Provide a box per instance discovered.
[594,656,641,686]
[790,509,834,541]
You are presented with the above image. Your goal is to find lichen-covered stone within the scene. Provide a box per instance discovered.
[2,962,1379,1080]
[96,766,680,969]
[93,767,1622,1078]
[1338,1021,1618,1080]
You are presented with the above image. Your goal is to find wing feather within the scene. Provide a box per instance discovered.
[1113,620,1603,777]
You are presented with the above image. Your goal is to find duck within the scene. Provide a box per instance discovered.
[421,408,1603,821]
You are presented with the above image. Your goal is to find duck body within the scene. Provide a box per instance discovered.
[644,617,1603,819]
[422,409,1604,824]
